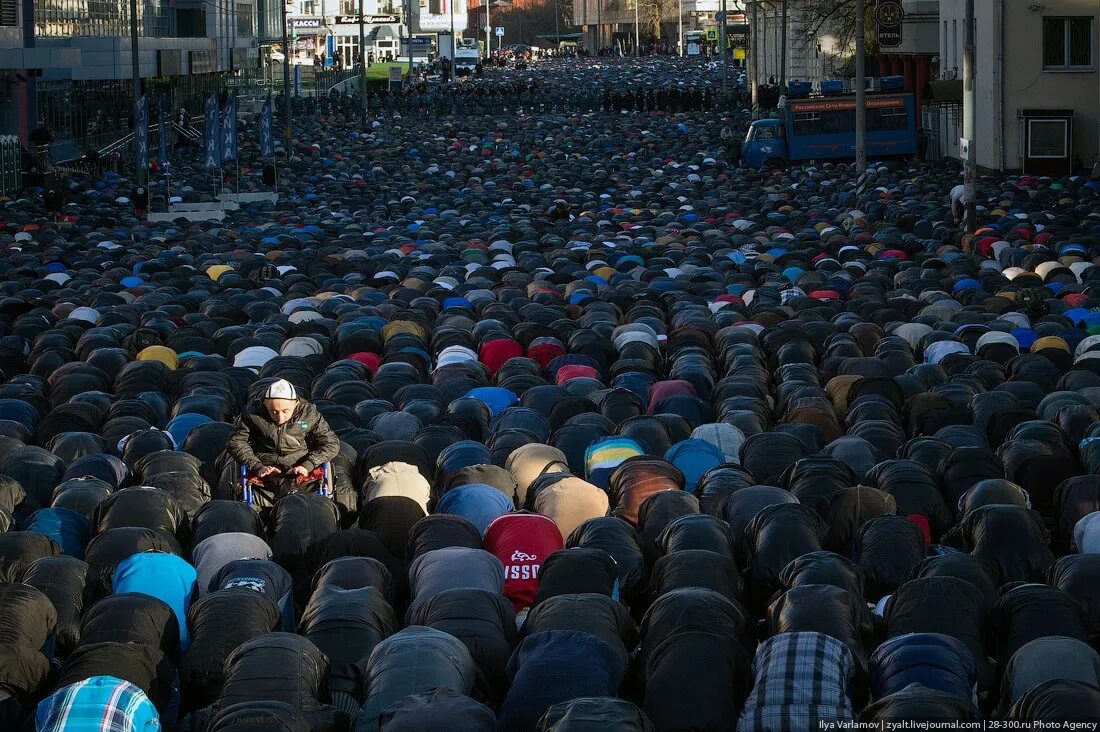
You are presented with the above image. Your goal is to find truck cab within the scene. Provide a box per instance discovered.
[454,48,480,77]
[740,119,788,168]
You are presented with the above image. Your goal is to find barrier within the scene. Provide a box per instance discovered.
[0,137,22,194]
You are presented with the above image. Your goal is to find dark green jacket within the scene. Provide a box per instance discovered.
[227,399,340,472]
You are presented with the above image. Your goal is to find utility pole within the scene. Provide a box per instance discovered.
[359,0,367,123]
[598,0,607,53]
[633,0,639,56]
[719,0,727,90]
[854,0,866,171]
[130,0,143,186]
[962,0,976,233]
[282,0,292,146]
[778,0,786,92]
[677,0,682,56]
[555,0,561,54]
[448,0,455,81]
[406,0,413,77]
[750,0,758,116]
[484,0,490,60]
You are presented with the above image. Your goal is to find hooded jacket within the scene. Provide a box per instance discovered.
[227,398,340,472]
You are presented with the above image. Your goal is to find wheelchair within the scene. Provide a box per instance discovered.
[239,463,334,507]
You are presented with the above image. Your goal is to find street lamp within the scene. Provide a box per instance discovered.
[449,0,455,82]
[129,0,143,186]
[677,0,683,57]
[359,0,367,124]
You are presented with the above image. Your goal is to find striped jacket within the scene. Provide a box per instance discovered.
[35,676,160,732]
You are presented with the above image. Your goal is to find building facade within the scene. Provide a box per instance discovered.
[747,0,938,91]
[0,0,265,158]
[571,0,723,53]
[935,0,1098,174]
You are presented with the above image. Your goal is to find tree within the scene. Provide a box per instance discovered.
[637,0,676,41]
[788,0,878,58]
[491,0,576,45]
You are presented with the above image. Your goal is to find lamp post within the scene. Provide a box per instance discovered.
[130,0,143,186]
[282,0,292,146]
[596,0,601,54]
[406,0,413,76]
[719,0,727,91]
[750,0,758,116]
[449,0,455,82]
[633,0,639,56]
[359,0,367,123]
[778,0,786,92]
[854,0,866,171]
[962,0,976,232]
[677,0,683,57]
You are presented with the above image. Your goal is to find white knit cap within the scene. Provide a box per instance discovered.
[264,379,298,401]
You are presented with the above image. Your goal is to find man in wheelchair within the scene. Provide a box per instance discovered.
[226,379,340,506]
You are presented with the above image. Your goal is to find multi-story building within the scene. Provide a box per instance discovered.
[572,0,723,53]
[0,0,264,158]
[933,0,1098,174]
[747,0,937,90]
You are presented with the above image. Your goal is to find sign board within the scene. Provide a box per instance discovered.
[414,0,468,33]
[495,26,504,36]
[959,138,972,161]
[290,17,323,28]
[715,11,724,22]
[875,0,903,48]
[189,50,214,74]
[334,14,400,24]
[686,42,701,56]
[389,66,403,82]
[402,36,432,46]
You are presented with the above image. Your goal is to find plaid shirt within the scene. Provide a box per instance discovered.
[738,632,856,732]
[36,676,160,732]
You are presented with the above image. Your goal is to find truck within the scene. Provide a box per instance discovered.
[741,79,917,169]
[454,47,480,76]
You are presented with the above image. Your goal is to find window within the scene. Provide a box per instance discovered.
[339,0,358,15]
[237,3,254,35]
[751,125,779,141]
[867,106,909,132]
[1028,119,1068,158]
[820,109,853,134]
[0,0,16,26]
[1043,17,1093,69]
[792,111,821,136]
[176,7,205,37]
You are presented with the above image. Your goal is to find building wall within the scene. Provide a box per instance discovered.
[749,4,847,87]
[897,0,939,54]
[938,0,1098,171]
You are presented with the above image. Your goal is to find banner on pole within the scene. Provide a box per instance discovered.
[222,91,238,161]
[203,93,221,169]
[134,95,149,174]
[260,94,275,158]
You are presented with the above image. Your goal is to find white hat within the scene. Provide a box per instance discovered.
[264,379,298,401]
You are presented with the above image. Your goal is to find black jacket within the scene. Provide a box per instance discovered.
[227,399,340,473]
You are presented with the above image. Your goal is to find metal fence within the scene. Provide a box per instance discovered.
[35,65,363,163]
[0,136,21,194]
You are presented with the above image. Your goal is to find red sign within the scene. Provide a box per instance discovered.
[790,96,906,113]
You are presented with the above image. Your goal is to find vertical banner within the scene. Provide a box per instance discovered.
[157,93,168,165]
[260,94,274,158]
[222,91,238,161]
[203,93,220,169]
[134,95,149,174]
